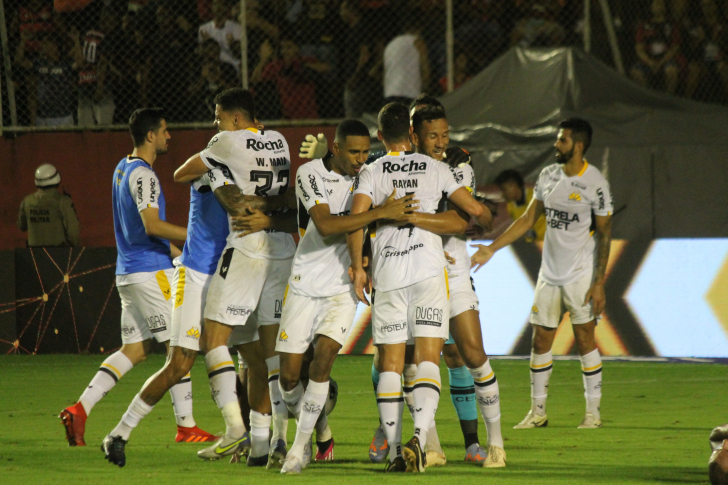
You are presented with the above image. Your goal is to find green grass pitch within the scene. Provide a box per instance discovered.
[0,354,724,484]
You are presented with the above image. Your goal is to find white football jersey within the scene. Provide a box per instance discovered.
[355,151,461,292]
[534,162,614,286]
[288,158,354,298]
[442,163,476,280]
[199,128,296,260]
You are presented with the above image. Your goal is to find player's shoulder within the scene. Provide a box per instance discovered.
[539,163,562,178]
[297,158,324,177]
[128,162,155,179]
[582,163,608,185]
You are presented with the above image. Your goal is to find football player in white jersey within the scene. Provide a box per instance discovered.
[275,119,416,474]
[174,88,298,465]
[472,118,613,429]
[349,102,492,473]
[410,106,506,467]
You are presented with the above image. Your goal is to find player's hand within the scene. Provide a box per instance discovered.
[348,266,370,306]
[299,133,329,159]
[444,251,456,265]
[232,208,271,237]
[444,146,471,167]
[470,244,495,272]
[379,188,418,221]
[585,281,606,316]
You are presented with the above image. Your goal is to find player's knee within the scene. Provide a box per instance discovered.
[279,371,299,392]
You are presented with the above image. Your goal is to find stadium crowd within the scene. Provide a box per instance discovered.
[6,0,728,127]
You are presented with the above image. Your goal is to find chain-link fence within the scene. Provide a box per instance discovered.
[2,0,728,131]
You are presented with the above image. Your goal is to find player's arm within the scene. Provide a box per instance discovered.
[470,197,545,271]
[214,185,294,216]
[174,153,209,183]
[402,209,467,235]
[170,243,182,259]
[448,186,493,230]
[347,193,373,305]
[584,214,612,316]
[231,209,297,237]
[139,208,187,242]
[309,189,416,237]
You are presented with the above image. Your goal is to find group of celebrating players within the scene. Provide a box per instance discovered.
[58,86,614,475]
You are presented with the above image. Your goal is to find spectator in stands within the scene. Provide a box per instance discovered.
[383,16,430,106]
[630,0,681,95]
[338,0,381,117]
[11,0,55,55]
[251,35,330,119]
[439,50,473,94]
[683,0,728,101]
[242,0,281,69]
[495,169,546,243]
[77,9,116,126]
[143,3,197,122]
[198,0,242,74]
[510,0,565,48]
[188,39,238,120]
[15,29,81,126]
[18,163,80,247]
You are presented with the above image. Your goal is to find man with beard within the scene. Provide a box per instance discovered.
[471,118,613,430]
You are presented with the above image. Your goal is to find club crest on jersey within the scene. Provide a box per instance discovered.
[569,192,582,201]
[246,138,285,151]
[279,330,289,341]
[382,160,427,174]
[532,305,539,313]
[186,327,200,340]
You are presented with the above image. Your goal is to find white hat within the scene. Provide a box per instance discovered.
[35,164,61,187]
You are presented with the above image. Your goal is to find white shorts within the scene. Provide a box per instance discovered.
[117,269,174,344]
[227,311,259,347]
[371,272,450,345]
[169,266,212,351]
[276,288,358,354]
[205,248,292,346]
[529,271,596,328]
[448,274,479,319]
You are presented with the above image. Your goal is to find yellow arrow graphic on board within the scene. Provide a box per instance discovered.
[706,251,728,337]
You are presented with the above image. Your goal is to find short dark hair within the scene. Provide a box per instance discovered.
[559,117,593,154]
[410,94,443,111]
[214,88,256,121]
[494,169,525,190]
[335,119,370,142]
[411,106,447,137]
[378,102,410,143]
[128,107,166,147]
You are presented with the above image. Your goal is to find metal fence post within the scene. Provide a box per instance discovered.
[0,0,18,127]
[240,0,248,90]
[445,0,454,93]
[598,0,625,75]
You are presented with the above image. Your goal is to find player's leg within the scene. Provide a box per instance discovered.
[371,285,409,471]
[565,273,602,428]
[514,278,561,429]
[403,273,450,473]
[443,341,477,461]
[450,308,505,467]
[229,359,252,463]
[368,345,390,463]
[61,281,154,447]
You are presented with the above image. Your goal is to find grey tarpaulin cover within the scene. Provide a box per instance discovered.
[369,47,728,238]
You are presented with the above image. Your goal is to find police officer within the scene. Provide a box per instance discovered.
[17,164,80,247]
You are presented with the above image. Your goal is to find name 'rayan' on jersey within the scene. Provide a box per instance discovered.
[355,151,462,293]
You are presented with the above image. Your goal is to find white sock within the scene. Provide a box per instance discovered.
[205,346,244,438]
[266,355,288,444]
[79,351,133,415]
[530,350,553,415]
[469,360,503,449]
[402,364,417,420]
[288,380,328,460]
[280,380,304,419]
[111,393,153,440]
[170,372,195,427]
[250,410,271,458]
[580,348,602,419]
[377,371,404,462]
[412,361,441,447]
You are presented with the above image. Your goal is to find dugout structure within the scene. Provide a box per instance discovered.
[437,46,728,239]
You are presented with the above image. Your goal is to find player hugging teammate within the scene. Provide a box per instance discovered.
[62,86,612,476]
